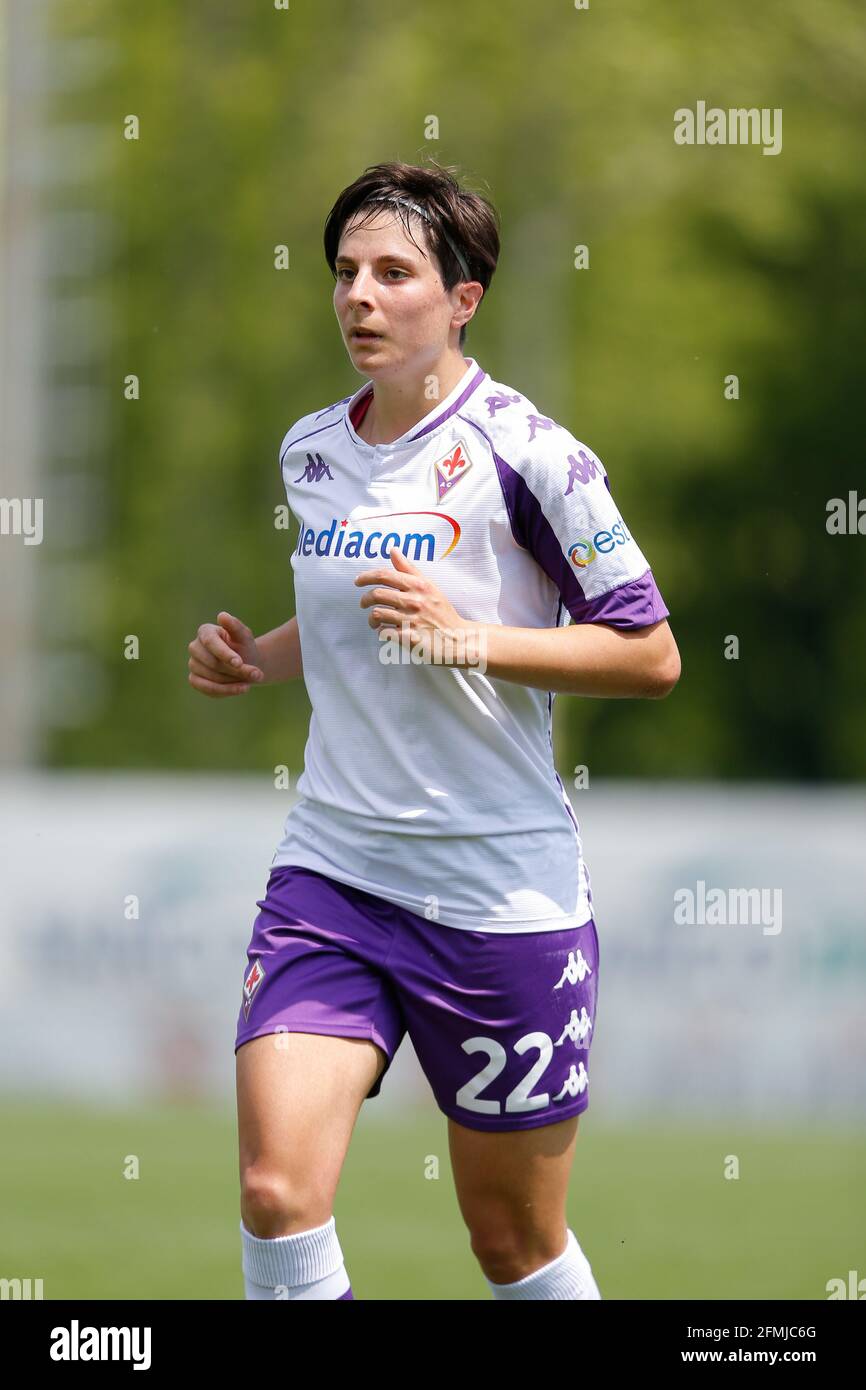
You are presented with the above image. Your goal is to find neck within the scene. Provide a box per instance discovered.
[360,348,472,444]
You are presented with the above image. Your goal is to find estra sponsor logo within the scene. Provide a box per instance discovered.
[296,511,461,562]
[568,516,632,568]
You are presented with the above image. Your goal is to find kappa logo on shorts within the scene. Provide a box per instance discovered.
[433,439,473,502]
[554,1060,589,1101]
[553,949,593,988]
[555,1007,593,1048]
[242,956,266,1021]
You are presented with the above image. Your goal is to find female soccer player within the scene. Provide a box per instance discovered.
[188,160,680,1301]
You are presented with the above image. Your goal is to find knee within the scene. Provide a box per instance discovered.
[240,1163,330,1239]
[468,1217,568,1285]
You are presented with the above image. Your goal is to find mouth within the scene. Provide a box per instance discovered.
[350,328,383,341]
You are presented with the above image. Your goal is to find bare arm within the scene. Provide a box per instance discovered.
[356,549,679,700]
[255,615,303,685]
[460,617,681,698]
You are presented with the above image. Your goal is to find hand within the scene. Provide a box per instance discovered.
[354,546,468,659]
[187,611,265,697]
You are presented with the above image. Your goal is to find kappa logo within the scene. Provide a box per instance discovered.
[242,957,266,1021]
[434,440,473,501]
[555,1007,593,1048]
[554,1060,589,1101]
[484,389,522,417]
[564,450,600,493]
[294,452,334,484]
[527,413,559,443]
[553,949,593,988]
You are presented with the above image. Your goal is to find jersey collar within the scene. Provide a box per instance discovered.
[343,358,487,456]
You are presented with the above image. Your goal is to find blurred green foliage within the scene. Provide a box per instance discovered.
[43,0,866,777]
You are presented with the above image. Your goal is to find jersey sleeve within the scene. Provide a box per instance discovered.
[495,431,670,629]
[277,403,341,520]
[278,395,351,489]
[277,423,302,526]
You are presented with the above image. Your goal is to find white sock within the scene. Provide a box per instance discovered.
[240,1214,352,1299]
[485,1228,601,1300]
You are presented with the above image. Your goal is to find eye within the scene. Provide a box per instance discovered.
[336,267,408,281]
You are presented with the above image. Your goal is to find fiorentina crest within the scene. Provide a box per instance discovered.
[433,440,473,501]
[242,956,266,1021]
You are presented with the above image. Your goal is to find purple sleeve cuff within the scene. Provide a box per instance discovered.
[567,569,669,628]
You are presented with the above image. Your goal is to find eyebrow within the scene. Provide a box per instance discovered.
[334,252,417,267]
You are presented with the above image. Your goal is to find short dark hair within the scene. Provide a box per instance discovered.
[323,159,500,348]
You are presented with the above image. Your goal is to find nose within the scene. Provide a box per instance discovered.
[345,265,374,307]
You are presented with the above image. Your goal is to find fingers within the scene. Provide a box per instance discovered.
[353,570,413,590]
[187,616,264,698]
[358,586,419,612]
[368,607,404,628]
[188,654,260,684]
[188,671,252,698]
[189,622,262,682]
[194,623,243,669]
[188,648,263,683]
[218,610,252,641]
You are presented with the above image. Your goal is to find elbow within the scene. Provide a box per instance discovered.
[643,649,681,699]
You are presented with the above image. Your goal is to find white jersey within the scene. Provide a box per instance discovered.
[270,357,669,932]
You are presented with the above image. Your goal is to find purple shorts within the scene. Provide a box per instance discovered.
[234,865,599,1133]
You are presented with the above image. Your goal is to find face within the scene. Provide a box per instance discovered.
[334,209,468,378]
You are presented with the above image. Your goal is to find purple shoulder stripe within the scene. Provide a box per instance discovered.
[459,414,669,628]
[460,415,588,617]
[317,396,352,419]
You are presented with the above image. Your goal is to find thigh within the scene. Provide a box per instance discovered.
[236,1030,386,1226]
[393,915,599,1132]
[448,1113,579,1238]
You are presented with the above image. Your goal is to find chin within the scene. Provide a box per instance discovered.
[350,348,403,379]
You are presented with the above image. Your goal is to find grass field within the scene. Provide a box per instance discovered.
[1,1100,863,1300]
